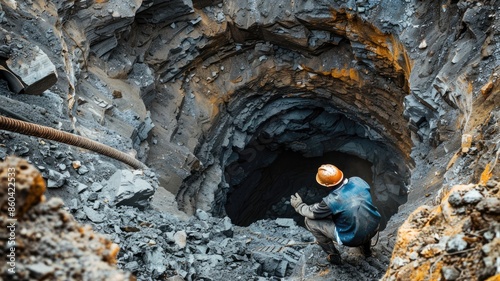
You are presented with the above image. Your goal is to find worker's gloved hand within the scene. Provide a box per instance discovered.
[290,193,303,209]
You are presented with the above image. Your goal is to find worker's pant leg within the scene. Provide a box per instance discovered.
[304,217,339,244]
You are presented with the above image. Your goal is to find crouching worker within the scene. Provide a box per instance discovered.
[290,164,381,265]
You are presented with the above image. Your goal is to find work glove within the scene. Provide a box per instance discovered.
[290,193,303,209]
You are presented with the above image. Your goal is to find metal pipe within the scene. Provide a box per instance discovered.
[0,115,147,169]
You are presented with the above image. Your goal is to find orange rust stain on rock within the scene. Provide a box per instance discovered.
[301,64,361,86]
[330,68,361,84]
[480,163,493,185]
[486,274,500,281]
[327,9,413,89]
[319,268,331,276]
[412,260,442,281]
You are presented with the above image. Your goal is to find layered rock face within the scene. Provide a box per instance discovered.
[0,0,499,279]
[1,0,498,224]
[131,0,414,226]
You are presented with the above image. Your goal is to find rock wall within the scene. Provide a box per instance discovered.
[136,0,416,222]
[1,0,498,223]
[0,0,499,279]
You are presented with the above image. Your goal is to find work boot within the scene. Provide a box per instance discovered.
[318,241,342,265]
[360,241,372,257]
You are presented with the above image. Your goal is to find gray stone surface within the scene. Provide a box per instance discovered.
[463,189,483,204]
[46,169,68,188]
[6,41,57,95]
[448,192,463,207]
[442,266,461,281]
[26,263,55,279]
[83,206,106,223]
[107,170,156,209]
[275,218,296,228]
[446,234,468,253]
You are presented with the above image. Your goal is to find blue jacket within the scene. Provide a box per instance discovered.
[323,177,381,246]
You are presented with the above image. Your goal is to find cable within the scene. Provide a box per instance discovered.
[0,115,147,169]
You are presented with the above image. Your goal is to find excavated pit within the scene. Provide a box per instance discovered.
[225,150,375,226]
[2,1,499,280]
[163,9,415,232]
[221,105,410,228]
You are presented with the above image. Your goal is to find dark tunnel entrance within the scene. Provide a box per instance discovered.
[225,150,375,227]
[218,105,410,230]
[163,9,414,239]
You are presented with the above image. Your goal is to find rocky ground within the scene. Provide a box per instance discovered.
[0,156,133,280]
[384,181,500,281]
[0,0,499,281]
[0,154,392,281]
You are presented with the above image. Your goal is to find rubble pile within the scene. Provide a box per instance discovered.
[82,204,390,281]
[0,156,132,281]
[93,208,314,280]
[383,181,500,281]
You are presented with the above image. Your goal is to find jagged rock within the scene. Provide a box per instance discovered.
[107,170,155,209]
[136,0,194,24]
[83,206,106,223]
[476,198,500,214]
[275,260,288,277]
[446,234,468,253]
[26,263,55,279]
[441,266,460,281]
[91,182,104,192]
[143,247,167,277]
[174,230,188,248]
[46,169,68,189]
[88,193,98,202]
[252,252,281,275]
[485,180,498,189]
[77,165,90,175]
[391,257,409,269]
[463,189,483,204]
[219,216,234,237]
[448,191,463,207]
[251,263,263,275]
[5,39,57,95]
[195,209,210,221]
[77,183,88,193]
[129,64,156,105]
[275,218,295,227]
[137,111,155,142]
[69,198,79,212]
[124,261,140,272]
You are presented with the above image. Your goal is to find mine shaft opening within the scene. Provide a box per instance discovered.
[170,11,414,233]
[218,105,410,230]
[225,150,374,227]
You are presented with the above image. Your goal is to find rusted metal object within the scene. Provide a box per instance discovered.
[0,115,147,169]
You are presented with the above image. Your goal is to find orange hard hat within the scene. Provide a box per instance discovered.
[316,164,344,187]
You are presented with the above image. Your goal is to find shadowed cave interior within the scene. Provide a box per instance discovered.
[222,107,410,229]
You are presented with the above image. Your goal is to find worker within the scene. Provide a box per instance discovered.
[290,164,381,265]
